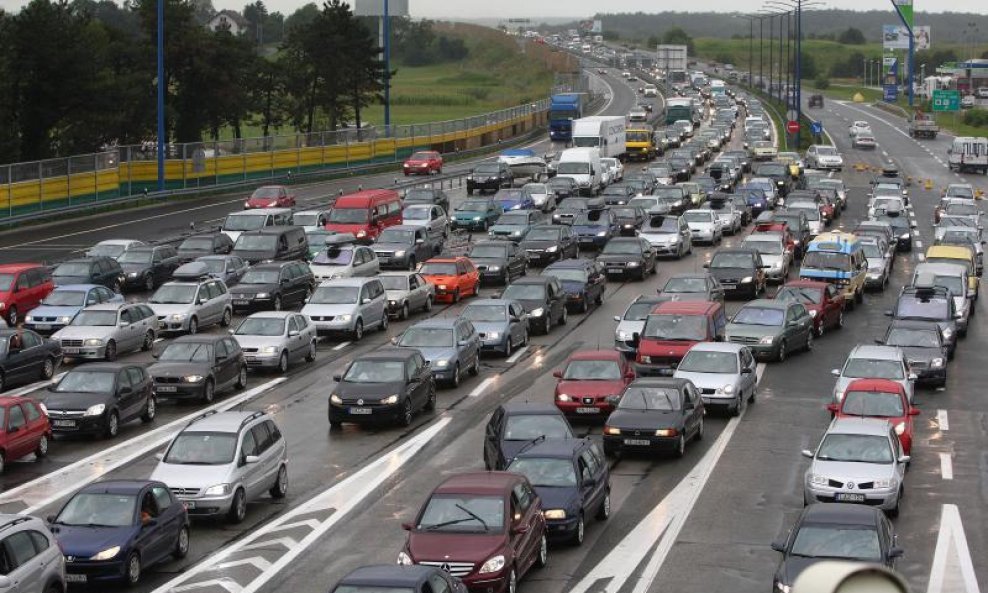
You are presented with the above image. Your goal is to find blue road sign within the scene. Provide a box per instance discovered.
[883,84,898,102]
[810,121,823,135]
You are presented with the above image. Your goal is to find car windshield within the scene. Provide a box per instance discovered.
[71,310,118,326]
[629,198,659,210]
[757,164,786,176]
[497,213,530,226]
[790,526,882,561]
[843,358,904,380]
[662,277,706,293]
[817,434,893,464]
[344,360,405,383]
[419,262,457,276]
[88,244,127,258]
[946,186,974,199]
[469,245,507,259]
[602,241,641,255]
[54,263,92,277]
[945,204,977,216]
[502,284,546,301]
[313,247,354,265]
[733,307,784,326]
[55,371,115,393]
[678,351,738,374]
[410,152,434,161]
[791,207,820,221]
[43,290,87,307]
[378,229,416,244]
[649,167,672,177]
[404,188,437,202]
[164,432,237,465]
[508,457,578,488]
[461,304,506,322]
[526,228,561,241]
[150,284,196,304]
[457,200,490,212]
[503,414,572,440]
[56,493,136,527]
[842,391,905,417]
[775,286,822,304]
[378,276,408,291]
[886,328,941,348]
[404,207,434,221]
[199,259,227,274]
[742,240,783,255]
[524,184,548,195]
[684,211,713,223]
[399,327,454,348]
[645,217,679,233]
[310,286,359,304]
[545,268,588,283]
[923,275,965,296]
[328,208,369,224]
[159,342,214,362]
[292,213,321,227]
[563,360,621,380]
[803,251,851,271]
[117,250,153,264]
[573,212,609,226]
[861,243,884,258]
[235,235,277,251]
[252,187,282,199]
[235,317,286,337]
[710,253,753,268]
[816,146,839,156]
[498,191,526,204]
[623,301,658,321]
[240,270,280,284]
[417,495,504,532]
[896,296,948,320]
[558,162,590,175]
[643,314,707,340]
[474,164,500,175]
[179,237,214,251]
[224,214,267,231]
[619,387,680,411]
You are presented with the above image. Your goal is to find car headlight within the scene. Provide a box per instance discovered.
[530,307,545,317]
[596,231,607,237]
[356,230,367,237]
[899,233,910,240]
[759,336,775,345]
[546,245,558,252]
[720,384,735,394]
[438,285,447,290]
[489,265,501,272]
[58,316,72,324]
[776,583,791,593]
[434,360,449,368]
[893,421,906,436]
[90,546,121,561]
[203,483,230,496]
[543,509,567,520]
[617,330,629,340]
[557,393,572,402]
[330,394,342,404]
[395,250,406,257]
[874,477,898,489]
[255,292,270,299]
[473,216,482,221]
[932,358,945,368]
[338,314,352,322]
[604,426,621,435]
[170,313,187,321]
[655,428,677,437]
[244,201,251,208]
[513,230,523,236]
[466,175,474,181]
[809,310,818,318]
[84,404,106,417]
[260,346,278,354]
[741,276,753,283]
[184,375,205,383]
[397,551,413,566]
[479,555,506,575]
[128,272,139,277]
[487,332,500,340]
[807,473,827,486]
[628,261,640,267]
[943,328,954,339]
[381,394,399,405]
[84,338,104,346]
[26,315,34,323]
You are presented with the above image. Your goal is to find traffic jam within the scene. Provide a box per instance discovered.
[0,66,981,593]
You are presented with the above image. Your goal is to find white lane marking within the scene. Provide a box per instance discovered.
[153,417,451,593]
[469,377,496,397]
[915,240,924,250]
[940,453,954,480]
[937,409,950,431]
[4,372,66,397]
[0,378,286,513]
[332,341,350,351]
[505,345,528,364]
[927,504,981,593]
[918,253,926,262]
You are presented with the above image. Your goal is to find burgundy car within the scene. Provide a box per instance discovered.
[553,350,635,420]
[244,185,295,209]
[775,280,845,337]
[403,151,443,176]
[399,472,547,593]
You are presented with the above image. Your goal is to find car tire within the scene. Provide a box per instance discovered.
[535,534,548,568]
[141,331,154,352]
[424,383,437,411]
[104,340,117,362]
[188,316,199,335]
[141,396,156,423]
[424,296,434,312]
[144,274,155,292]
[572,514,585,546]
[273,296,283,312]
[696,416,705,440]
[0,372,5,393]
[278,352,289,373]
[674,434,686,458]
[399,398,413,427]
[560,307,568,325]
[329,420,342,429]
[542,315,551,335]
[173,526,190,559]
[202,379,215,404]
[111,280,122,294]
[596,489,611,520]
[41,356,56,380]
[450,364,461,388]
[270,465,288,498]
[352,319,364,341]
[228,488,247,523]
[507,569,518,593]
[407,257,416,272]
[579,295,589,313]
[805,332,814,352]
[503,338,512,358]
[104,411,119,439]
[776,339,787,363]
[35,434,49,458]
[125,553,142,586]
[731,394,742,417]
[453,289,461,303]
[5,306,17,327]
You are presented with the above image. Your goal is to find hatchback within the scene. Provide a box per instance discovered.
[52,257,125,293]
[24,284,121,336]
[419,257,480,304]
[553,350,634,420]
[302,277,388,340]
[233,311,318,373]
[603,378,705,458]
[458,299,528,357]
[393,319,481,388]
[674,342,757,415]
[0,397,51,471]
[149,335,248,403]
[0,514,65,593]
[52,302,158,361]
[329,349,436,428]
[501,277,568,335]
[0,329,62,393]
[483,403,575,471]
[43,363,156,438]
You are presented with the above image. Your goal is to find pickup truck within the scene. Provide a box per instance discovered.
[908,113,939,139]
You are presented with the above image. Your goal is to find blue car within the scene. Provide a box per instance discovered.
[543,258,607,313]
[52,480,190,585]
[494,188,536,211]
[393,318,481,387]
[24,284,122,336]
[740,187,771,216]
[572,209,619,249]
[506,438,610,545]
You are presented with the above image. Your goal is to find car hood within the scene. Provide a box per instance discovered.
[686,221,714,229]
[453,210,485,220]
[519,239,557,250]
[30,305,83,320]
[52,325,116,340]
[710,267,754,281]
[759,254,784,267]
[533,486,579,514]
[899,346,941,362]
[640,231,679,243]
[119,263,151,275]
[673,370,739,391]
[148,362,214,378]
[408,531,506,564]
[301,303,357,317]
[471,320,510,335]
[324,223,369,234]
[229,283,277,296]
[403,220,431,229]
[396,345,458,364]
[247,198,279,206]
[556,379,625,397]
[375,241,415,251]
[810,459,896,481]
[866,257,887,270]
[336,381,408,399]
[616,320,644,337]
[469,257,507,267]
[233,334,286,350]
[149,303,195,317]
[42,390,112,411]
[513,299,548,312]
[656,292,710,303]
[572,224,607,234]
[726,323,780,339]
[606,408,683,430]
[150,462,234,489]
[54,524,139,558]
[638,339,696,358]
[385,289,412,301]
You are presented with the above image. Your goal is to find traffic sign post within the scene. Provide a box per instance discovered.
[787,120,800,135]
[932,89,960,112]
[883,84,898,102]
[810,121,823,135]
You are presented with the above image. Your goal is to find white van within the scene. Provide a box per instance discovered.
[557,147,604,196]
[221,208,294,242]
[947,137,988,174]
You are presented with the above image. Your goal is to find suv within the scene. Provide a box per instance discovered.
[0,514,65,592]
[151,410,288,523]
[53,257,125,293]
[0,264,55,326]
[228,261,314,313]
[148,264,234,334]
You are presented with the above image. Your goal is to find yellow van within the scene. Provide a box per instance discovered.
[925,245,979,299]
[799,231,868,304]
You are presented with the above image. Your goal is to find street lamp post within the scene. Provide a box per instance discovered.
[156,0,164,192]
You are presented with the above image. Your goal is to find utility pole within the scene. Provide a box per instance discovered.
[156,0,164,192]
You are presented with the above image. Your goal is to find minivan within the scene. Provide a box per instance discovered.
[221,208,294,243]
[633,300,728,376]
[325,189,402,243]
[232,226,308,264]
[800,232,868,306]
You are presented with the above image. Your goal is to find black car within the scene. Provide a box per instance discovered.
[0,328,61,392]
[403,187,450,214]
[667,157,692,182]
[772,210,812,257]
[332,565,467,593]
[602,378,705,457]
[624,171,657,194]
[724,150,751,173]
[611,206,647,236]
[228,261,314,312]
[543,258,607,313]
[483,402,575,470]
[871,208,914,251]
[707,163,735,192]
[43,363,155,438]
[373,225,435,271]
[177,233,234,262]
[53,257,126,292]
[693,176,718,200]
[501,277,568,335]
[467,241,528,286]
[704,249,767,299]
[598,237,657,280]
[519,225,578,266]
[754,162,792,196]
[771,504,902,593]
[657,273,726,303]
[117,246,181,292]
[727,193,753,225]
[651,186,689,215]
[880,319,949,386]
[601,184,638,206]
[887,285,958,357]
[623,178,651,196]
[505,438,610,545]
[547,176,578,200]
[662,129,682,149]
[329,349,436,428]
[149,335,248,403]
[467,161,512,194]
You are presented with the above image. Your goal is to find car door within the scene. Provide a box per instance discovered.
[135,487,174,564]
[509,484,538,574]
[286,316,305,362]
[507,303,525,346]
[205,281,226,324]
[17,331,47,380]
[250,422,280,497]
[460,321,480,370]
[118,307,143,352]
[738,348,757,397]
[683,384,701,437]
[114,367,142,422]
[547,281,564,323]
[483,409,503,470]
[127,366,151,417]
[219,338,242,388]
[150,485,183,563]
[5,403,34,460]
[578,448,605,516]
[1,530,44,593]
[403,356,426,410]
[794,304,813,346]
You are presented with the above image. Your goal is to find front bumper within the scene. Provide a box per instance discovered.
[65,558,130,583]
[804,484,898,510]
[546,515,582,540]
[523,249,561,266]
[633,361,679,377]
[60,344,109,360]
[604,433,680,453]
[555,397,615,419]
[650,241,683,256]
[231,296,276,311]
[311,318,357,335]
[377,255,414,270]
[244,351,282,368]
[329,402,407,425]
[25,322,67,336]
[908,363,947,384]
[48,413,110,434]
[153,381,207,399]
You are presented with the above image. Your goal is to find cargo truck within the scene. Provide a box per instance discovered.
[549,93,584,143]
[572,116,627,160]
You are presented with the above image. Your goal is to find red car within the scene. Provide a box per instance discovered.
[828,379,918,454]
[774,280,845,337]
[399,472,547,593]
[553,350,635,420]
[0,396,51,471]
[403,151,443,176]
[244,185,296,209]
[0,264,56,325]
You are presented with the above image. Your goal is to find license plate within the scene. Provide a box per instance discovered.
[156,385,178,393]
[607,268,623,274]
[721,284,736,290]
[183,501,196,509]
[580,238,594,243]
[623,438,651,446]
[65,575,87,583]
[35,324,51,330]
[836,493,866,502]
[63,347,80,354]
[53,420,76,427]
[350,407,372,415]
[234,299,250,306]
[246,356,257,362]
[576,407,599,414]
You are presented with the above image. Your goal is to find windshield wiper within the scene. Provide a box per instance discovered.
[454,504,489,531]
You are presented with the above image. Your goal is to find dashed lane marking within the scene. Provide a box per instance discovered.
[937,409,950,431]
[332,341,350,351]
[469,377,496,397]
[927,504,981,593]
[505,345,528,364]
[940,453,953,480]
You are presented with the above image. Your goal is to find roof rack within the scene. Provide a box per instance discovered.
[184,410,219,429]
[239,410,267,431]
[0,516,34,534]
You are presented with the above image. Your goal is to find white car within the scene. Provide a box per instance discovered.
[601,158,624,182]
[521,183,556,212]
[961,95,976,109]
[292,209,331,232]
[848,121,871,137]
[831,345,915,405]
[309,244,379,281]
[806,145,844,171]
[853,134,877,149]
[683,209,724,244]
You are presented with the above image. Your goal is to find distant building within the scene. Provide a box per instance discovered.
[207,10,248,35]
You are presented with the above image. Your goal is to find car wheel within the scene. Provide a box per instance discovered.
[674,434,686,458]
[0,372,5,393]
[596,490,611,520]
[228,488,247,523]
[572,514,585,546]
[579,295,589,313]
[543,315,551,335]
[41,356,55,379]
[503,338,512,358]
[424,383,437,411]
[352,320,364,341]
[399,398,413,427]
[805,332,814,352]
[111,281,122,294]
[855,288,864,304]
[173,525,190,559]
[270,465,288,498]
[236,366,248,389]
[5,306,17,326]
[453,289,461,303]
[104,411,119,438]
[521,330,529,346]
[125,553,142,586]
[278,352,289,373]
[536,534,548,568]
[273,295,283,311]
[380,313,389,332]
[836,310,844,329]
[424,296,434,312]
[141,396,156,423]
[560,307,568,325]
[202,379,215,403]
[35,434,49,458]
[399,302,409,321]
[104,340,117,362]
[188,316,199,335]
[407,257,416,272]
[450,364,461,388]
[776,339,787,363]
[696,416,705,439]
[306,341,317,362]
[731,394,742,417]
[142,331,154,351]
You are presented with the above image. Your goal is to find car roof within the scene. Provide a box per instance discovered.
[82,302,130,311]
[339,565,438,587]
[170,334,225,345]
[245,311,295,320]
[801,503,881,526]
[688,342,746,354]
[379,271,417,279]
[653,300,718,314]
[545,259,593,270]
[567,350,624,362]
[294,209,330,215]
[435,471,522,496]
[510,277,552,285]
[51,284,103,291]
[844,378,906,394]
[408,319,457,330]
[426,256,469,264]
[64,362,129,373]
[827,416,892,436]
[741,299,788,310]
[240,226,303,236]
[185,410,266,433]
[849,344,902,360]
[628,377,692,389]
[915,262,967,275]
[386,225,427,232]
[80,479,159,495]
[501,401,564,416]
[317,277,379,287]
[358,348,417,362]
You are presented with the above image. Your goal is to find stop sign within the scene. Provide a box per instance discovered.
[786,120,800,134]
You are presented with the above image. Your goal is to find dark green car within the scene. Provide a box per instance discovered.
[725,299,814,362]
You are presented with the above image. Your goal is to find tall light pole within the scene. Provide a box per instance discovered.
[766,0,825,148]
[383,0,391,130]
[156,0,164,191]
[738,14,759,87]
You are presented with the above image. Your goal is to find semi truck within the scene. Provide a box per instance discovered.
[666,98,694,126]
[572,116,627,160]
[549,93,585,143]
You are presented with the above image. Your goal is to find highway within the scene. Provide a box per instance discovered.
[0,68,984,593]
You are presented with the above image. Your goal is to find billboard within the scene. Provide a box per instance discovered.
[578,20,603,34]
[883,24,931,50]
[353,0,409,16]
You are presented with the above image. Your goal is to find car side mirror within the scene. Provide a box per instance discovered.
[908,373,918,381]
[362,298,372,304]
[826,403,838,413]
[244,455,260,464]
[889,546,905,559]
[801,449,814,459]
[197,298,207,305]
[333,373,342,382]
[613,315,621,322]
[401,522,413,531]
[552,370,562,379]
[909,408,921,416]
[457,340,470,347]
[831,369,840,377]
[288,330,300,337]
[770,540,786,553]
[874,338,885,345]
[511,524,530,535]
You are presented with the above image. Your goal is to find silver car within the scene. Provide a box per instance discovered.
[683,209,723,244]
[674,342,758,415]
[301,277,388,341]
[459,298,529,357]
[861,237,892,289]
[379,272,435,320]
[831,345,915,404]
[0,514,65,593]
[52,302,158,360]
[803,417,908,514]
[86,239,147,259]
[522,183,556,212]
[309,244,379,282]
[613,296,663,356]
[638,215,692,259]
[148,271,233,334]
[196,255,250,287]
[151,410,288,523]
[232,311,318,373]
[741,235,791,283]
[402,204,449,243]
